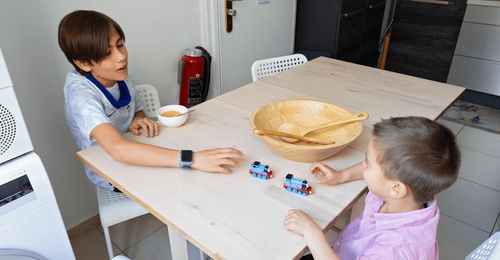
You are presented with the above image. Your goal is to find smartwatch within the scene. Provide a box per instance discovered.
[178,150,193,169]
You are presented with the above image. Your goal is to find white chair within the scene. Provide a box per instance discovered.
[135,84,161,118]
[97,187,148,260]
[466,231,500,260]
[251,53,307,82]
[96,84,160,259]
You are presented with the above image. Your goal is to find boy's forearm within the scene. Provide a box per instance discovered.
[340,162,365,182]
[303,228,340,260]
[110,139,179,167]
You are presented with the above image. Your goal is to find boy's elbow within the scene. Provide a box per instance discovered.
[107,142,129,162]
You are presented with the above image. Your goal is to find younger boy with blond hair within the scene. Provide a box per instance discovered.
[285,116,460,260]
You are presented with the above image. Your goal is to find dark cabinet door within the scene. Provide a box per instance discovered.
[337,6,366,63]
[360,0,386,67]
[385,0,467,82]
[295,0,385,67]
[294,0,341,58]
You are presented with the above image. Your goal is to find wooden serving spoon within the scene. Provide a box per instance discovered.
[277,112,369,143]
[254,129,336,145]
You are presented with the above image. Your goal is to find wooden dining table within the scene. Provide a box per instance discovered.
[77,57,464,260]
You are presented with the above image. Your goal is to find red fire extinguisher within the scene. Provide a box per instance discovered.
[178,46,211,108]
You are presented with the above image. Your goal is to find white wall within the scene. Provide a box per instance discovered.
[0,1,201,229]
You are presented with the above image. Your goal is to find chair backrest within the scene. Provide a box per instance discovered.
[135,84,161,118]
[251,53,308,82]
[466,231,500,260]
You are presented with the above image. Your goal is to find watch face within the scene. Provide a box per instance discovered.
[181,150,193,162]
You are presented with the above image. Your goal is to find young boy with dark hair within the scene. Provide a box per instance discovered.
[58,10,243,191]
[285,116,460,260]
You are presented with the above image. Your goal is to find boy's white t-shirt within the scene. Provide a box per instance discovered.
[64,70,144,190]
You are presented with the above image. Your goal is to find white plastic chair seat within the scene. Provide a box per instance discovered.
[96,187,148,227]
[96,187,148,259]
[251,53,307,82]
[135,84,161,118]
[466,231,500,260]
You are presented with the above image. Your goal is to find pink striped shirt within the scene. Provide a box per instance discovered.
[332,192,439,260]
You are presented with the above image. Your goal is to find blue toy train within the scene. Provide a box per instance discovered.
[283,174,312,196]
[249,161,273,179]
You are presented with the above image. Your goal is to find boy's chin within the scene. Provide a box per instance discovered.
[117,72,128,81]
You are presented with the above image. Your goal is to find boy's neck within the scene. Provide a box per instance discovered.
[89,73,116,88]
[379,196,424,214]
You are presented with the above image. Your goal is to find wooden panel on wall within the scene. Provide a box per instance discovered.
[385,0,467,82]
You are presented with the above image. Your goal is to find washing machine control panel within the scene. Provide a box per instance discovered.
[0,174,34,209]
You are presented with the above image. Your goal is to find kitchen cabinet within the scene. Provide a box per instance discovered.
[448,2,500,96]
[385,0,466,82]
[294,0,386,67]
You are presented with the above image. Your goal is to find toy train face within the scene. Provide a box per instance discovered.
[283,173,312,196]
[249,161,273,179]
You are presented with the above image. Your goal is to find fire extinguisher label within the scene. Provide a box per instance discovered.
[187,77,203,107]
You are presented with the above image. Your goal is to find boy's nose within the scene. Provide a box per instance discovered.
[115,47,127,62]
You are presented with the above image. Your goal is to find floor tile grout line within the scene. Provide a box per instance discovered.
[454,174,500,194]
[121,224,167,252]
[440,212,493,235]
[95,224,128,253]
[458,144,500,160]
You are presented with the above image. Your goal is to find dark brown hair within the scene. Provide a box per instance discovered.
[372,117,460,203]
[58,10,125,75]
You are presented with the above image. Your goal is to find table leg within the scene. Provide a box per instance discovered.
[168,227,189,260]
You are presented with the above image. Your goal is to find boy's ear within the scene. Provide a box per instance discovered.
[390,181,409,199]
[73,59,92,73]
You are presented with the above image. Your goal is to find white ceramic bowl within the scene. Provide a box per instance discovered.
[157,105,188,127]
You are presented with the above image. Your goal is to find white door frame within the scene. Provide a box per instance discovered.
[198,0,222,98]
[198,0,297,97]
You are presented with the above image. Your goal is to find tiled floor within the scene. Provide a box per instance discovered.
[70,213,170,260]
[442,100,500,134]
[437,117,500,260]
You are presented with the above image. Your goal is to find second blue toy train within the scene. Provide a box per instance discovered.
[283,174,312,196]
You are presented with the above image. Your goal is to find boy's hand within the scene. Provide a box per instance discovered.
[191,148,244,173]
[310,162,345,185]
[129,117,160,137]
[284,209,321,237]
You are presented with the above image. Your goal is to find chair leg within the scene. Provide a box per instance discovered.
[102,225,115,260]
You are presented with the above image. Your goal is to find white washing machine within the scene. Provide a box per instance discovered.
[0,153,74,260]
[0,48,75,260]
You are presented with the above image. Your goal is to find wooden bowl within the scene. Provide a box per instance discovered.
[250,99,364,162]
